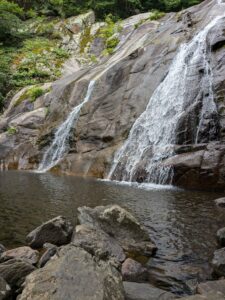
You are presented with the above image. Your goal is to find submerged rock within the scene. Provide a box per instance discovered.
[121,258,148,282]
[26,216,73,249]
[72,224,126,263]
[217,228,225,247]
[0,247,39,265]
[0,276,11,300]
[78,205,156,257]
[212,248,225,277]
[20,244,125,300]
[123,281,175,300]
[0,259,35,291]
[215,198,225,208]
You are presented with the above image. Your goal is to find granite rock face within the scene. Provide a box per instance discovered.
[20,245,125,300]
[0,1,225,190]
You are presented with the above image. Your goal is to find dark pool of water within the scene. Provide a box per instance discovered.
[0,171,225,295]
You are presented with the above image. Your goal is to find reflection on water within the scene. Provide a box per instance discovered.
[0,171,225,295]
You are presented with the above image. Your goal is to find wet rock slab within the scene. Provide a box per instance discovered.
[26,216,73,249]
[197,279,225,297]
[123,281,176,300]
[20,244,125,300]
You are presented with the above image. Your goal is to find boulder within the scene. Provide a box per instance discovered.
[20,244,125,300]
[0,247,39,265]
[215,198,225,207]
[0,259,35,291]
[197,279,225,297]
[78,205,156,257]
[123,282,175,300]
[38,244,57,268]
[0,276,11,300]
[26,216,73,249]
[212,248,225,277]
[217,228,225,247]
[72,224,126,263]
[121,258,148,282]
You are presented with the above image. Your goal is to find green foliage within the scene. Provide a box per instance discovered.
[0,0,24,44]
[11,37,69,88]
[28,87,45,101]
[80,27,93,53]
[7,126,17,135]
[149,10,165,20]
[98,14,121,55]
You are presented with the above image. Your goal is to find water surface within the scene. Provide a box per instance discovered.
[0,171,224,295]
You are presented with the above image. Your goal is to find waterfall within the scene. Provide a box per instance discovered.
[109,5,225,184]
[38,80,95,172]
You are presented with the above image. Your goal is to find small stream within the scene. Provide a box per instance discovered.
[0,171,224,296]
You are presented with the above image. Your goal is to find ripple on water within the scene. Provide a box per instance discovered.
[0,171,225,296]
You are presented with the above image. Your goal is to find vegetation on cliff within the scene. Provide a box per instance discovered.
[0,0,203,111]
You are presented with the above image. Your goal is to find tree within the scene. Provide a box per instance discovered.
[0,0,24,43]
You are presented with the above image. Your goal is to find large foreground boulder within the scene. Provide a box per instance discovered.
[20,244,125,300]
[123,282,175,300]
[0,259,35,291]
[78,205,156,257]
[0,246,39,265]
[26,216,73,249]
[72,224,126,263]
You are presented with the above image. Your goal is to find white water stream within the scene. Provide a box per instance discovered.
[109,1,225,184]
[38,80,95,172]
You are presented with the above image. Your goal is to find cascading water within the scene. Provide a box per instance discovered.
[38,80,95,172]
[109,2,225,184]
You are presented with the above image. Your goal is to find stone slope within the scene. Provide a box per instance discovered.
[0,0,225,190]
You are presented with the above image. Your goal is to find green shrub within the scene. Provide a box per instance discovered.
[149,10,165,21]
[7,126,17,135]
[28,87,45,101]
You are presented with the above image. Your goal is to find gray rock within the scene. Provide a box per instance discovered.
[72,224,126,263]
[177,294,225,300]
[20,244,125,300]
[38,245,57,268]
[212,247,225,277]
[0,276,11,300]
[0,259,35,291]
[26,216,73,249]
[0,246,5,258]
[1,247,39,265]
[121,258,148,282]
[215,198,225,208]
[197,279,225,297]
[78,205,156,257]
[217,228,225,247]
[123,282,175,300]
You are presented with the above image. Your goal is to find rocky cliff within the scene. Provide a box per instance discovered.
[0,0,225,190]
